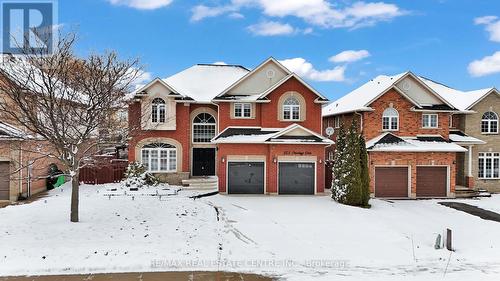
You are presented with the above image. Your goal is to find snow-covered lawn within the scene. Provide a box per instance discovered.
[1,183,500,281]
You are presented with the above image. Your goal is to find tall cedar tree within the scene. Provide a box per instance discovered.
[331,124,347,201]
[359,134,371,207]
[343,120,362,205]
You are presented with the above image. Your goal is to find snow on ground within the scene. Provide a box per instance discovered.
[454,195,500,214]
[1,183,500,280]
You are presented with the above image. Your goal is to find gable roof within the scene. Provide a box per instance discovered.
[215,57,291,98]
[322,71,457,117]
[257,73,329,102]
[212,124,333,144]
[215,57,328,102]
[418,77,498,111]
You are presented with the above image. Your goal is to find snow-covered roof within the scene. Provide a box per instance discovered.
[0,121,28,140]
[366,132,467,152]
[212,124,333,144]
[322,72,407,116]
[164,64,249,103]
[419,77,496,111]
[449,132,486,144]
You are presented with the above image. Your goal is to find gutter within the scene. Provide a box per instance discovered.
[355,111,364,133]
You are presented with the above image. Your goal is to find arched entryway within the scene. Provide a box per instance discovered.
[191,112,216,176]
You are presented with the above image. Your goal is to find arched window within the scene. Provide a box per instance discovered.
[283,97,300,120]
[382,108,399,131]
[151,98,166,123]
[141,143,176,172]
[193,113,216,143]
[481,111,499,134]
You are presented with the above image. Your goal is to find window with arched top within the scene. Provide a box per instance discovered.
[283,96,300,121]
[151,98,166,123]
[193,113,216,143]
[141,142,176,172]
[481,111,498,134]
[382,108,399,131]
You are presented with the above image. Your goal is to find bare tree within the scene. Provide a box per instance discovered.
[0,33,141,222]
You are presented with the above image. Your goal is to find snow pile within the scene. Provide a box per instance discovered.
[1,185,500,280]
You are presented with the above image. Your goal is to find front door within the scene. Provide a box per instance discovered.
[192,148,216,176]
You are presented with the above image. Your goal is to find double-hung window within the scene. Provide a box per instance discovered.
[478,152,500,179]
[422,114,438,128]
[234,103,251,118]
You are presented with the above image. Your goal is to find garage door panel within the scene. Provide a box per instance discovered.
[279,162,315,195]
[0,162,10,200]
[375,167,408,198]
[228,162,264,194]
[417,167,447,197]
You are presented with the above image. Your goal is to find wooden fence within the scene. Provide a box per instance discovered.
[79,160,128,185]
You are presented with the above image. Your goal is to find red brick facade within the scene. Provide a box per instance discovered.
[129,71,329,194]
[323,87,459,197]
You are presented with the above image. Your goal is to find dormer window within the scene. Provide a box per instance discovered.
[152,98,166,123]
[382,108,399,131]
[283,97,300,121]
[481,111,499,134]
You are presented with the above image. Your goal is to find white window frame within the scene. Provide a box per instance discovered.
[422,113,438,128]
[334,116,340,128]
[234,103,252,118]
[283,97,300,121]
[481,111,499,134]
[478,152,500,179]
[141,145,177,173]
[382,108,399,131]
[151,98,166,123]
[192,113,216,143]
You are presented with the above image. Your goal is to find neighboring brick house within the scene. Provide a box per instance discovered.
[323,72,467,198]
[129,58,333,194]
[421,80,500,192]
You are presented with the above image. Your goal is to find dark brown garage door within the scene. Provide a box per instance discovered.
[375,167,409,198]
[416,167,447,197]
[0,162,10,200]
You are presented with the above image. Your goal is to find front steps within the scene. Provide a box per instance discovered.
[455,186,492,198]
[182,176,218,190]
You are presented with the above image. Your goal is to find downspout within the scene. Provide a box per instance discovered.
[354,111,364,133]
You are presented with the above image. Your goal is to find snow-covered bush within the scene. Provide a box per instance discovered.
[122,162,159,188]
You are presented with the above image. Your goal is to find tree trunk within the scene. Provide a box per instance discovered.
[70,170,79,222]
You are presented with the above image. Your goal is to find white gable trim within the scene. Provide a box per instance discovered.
[466,88,500,110]
[269,123,332,143]
[215,57,291,98]
[363,71,456,110]
[257,73,328,101]
[408,72,455,108]
[133,78,179,97]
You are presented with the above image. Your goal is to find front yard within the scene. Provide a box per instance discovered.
[1,183,500,280]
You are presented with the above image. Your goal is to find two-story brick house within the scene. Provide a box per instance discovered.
[323,72,467,198]
[129,58,333,194]
[420,79,500,192]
